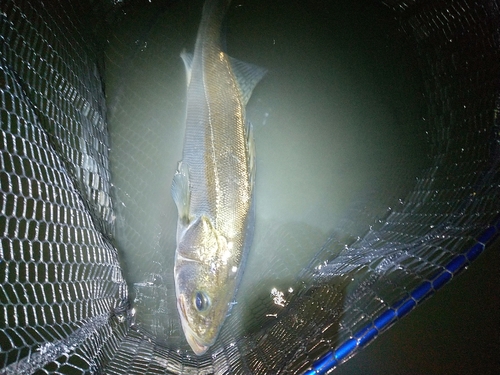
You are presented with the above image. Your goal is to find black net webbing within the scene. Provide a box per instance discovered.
[1,0,499,374]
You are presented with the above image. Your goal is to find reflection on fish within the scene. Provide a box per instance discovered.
[171,0,266,355]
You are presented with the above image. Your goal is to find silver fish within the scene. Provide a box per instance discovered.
[171,0,266,355]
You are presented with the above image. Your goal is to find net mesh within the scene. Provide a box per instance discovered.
[1,0,499,374]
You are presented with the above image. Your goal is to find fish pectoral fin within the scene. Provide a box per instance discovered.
[180,49,194,87]
[171,161,191,225]
[229,56,267,107]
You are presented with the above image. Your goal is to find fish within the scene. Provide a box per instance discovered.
[171,0,266,355]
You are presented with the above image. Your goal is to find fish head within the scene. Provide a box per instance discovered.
[174,215,239,355]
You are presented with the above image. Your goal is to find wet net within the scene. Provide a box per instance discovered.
[1,0,499,374]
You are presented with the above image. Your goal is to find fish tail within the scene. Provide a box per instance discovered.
[199,0,232,39]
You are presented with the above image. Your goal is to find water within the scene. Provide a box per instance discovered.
[106,0,429,352]
[337,240,500,374]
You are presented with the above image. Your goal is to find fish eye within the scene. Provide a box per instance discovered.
[194,291,210,312]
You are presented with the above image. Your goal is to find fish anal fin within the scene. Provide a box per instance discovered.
[229,56,267,107]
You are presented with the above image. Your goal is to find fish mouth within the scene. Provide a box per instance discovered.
[178,295,209,355]
[184,329,209,356]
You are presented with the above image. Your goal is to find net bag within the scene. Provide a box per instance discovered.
[1,0,499,374]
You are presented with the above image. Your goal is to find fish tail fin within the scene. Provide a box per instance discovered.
[199,0,232,37]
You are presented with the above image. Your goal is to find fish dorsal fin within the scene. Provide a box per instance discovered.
[229,56,267,107]
[247,122,256,188]
[180,49,194,87]
[171,161,191,226]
